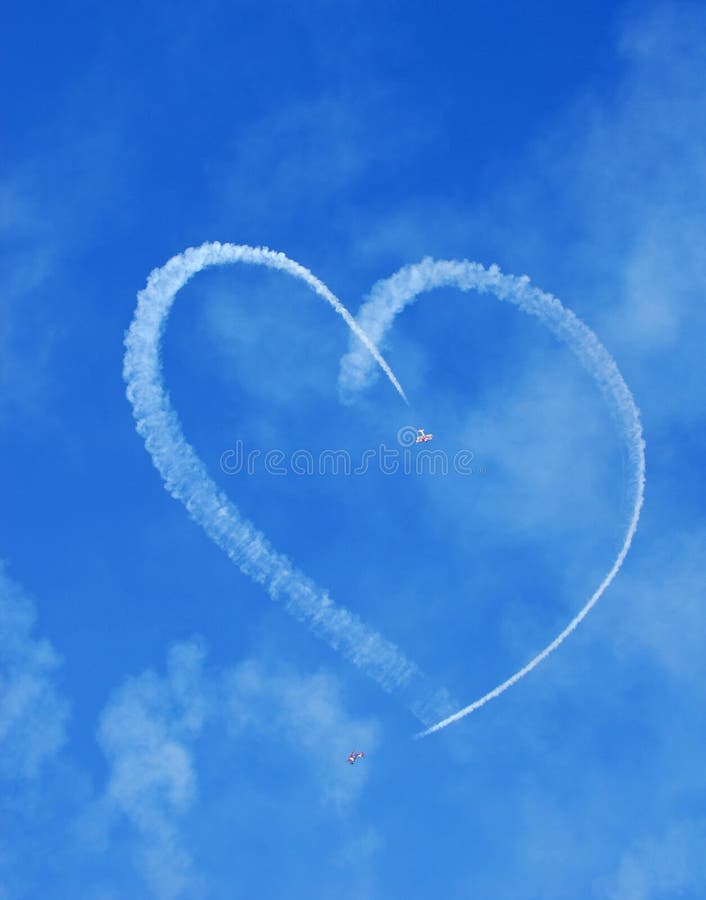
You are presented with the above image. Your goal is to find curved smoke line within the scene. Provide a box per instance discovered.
[339,258,646,737]
[123,243,455,728]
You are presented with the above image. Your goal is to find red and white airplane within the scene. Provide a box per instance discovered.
[415,428,434,443]
[347,750,365,765]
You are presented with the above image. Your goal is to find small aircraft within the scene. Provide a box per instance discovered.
[415,428,434,443]
[347,750,365,765]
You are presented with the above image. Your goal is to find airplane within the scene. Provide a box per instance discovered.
[347,751,365,765]
[415,428,434,443]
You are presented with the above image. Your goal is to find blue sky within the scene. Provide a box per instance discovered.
[2,2,706,897]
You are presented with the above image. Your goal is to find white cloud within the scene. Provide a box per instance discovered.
[211,88,438,236]
[0,564,69,780]
[0,111,127,426]
[578,9,706,426]
[94,637,380,897]
[602,526,706,685]
[609,819,706,900]
[497,5,706,433]
[0,176,62,426]
[222,657,380,813]
[96,639,210,900]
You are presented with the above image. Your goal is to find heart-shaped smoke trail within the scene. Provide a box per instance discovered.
[123,243,457,729]
[339,258,646,736]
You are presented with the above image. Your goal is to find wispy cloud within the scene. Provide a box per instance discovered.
[94,636,381,897]
[0,111,127,427]
[602,526,706,684]
[609,819,706,900]
[0,177,62,426]
[563,7,706,437]
[222,657,380,813]
[97,639,209,900]
[0,563,69,780]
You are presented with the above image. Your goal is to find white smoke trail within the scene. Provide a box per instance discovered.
[338,258,646,738]
[123,242,454,728]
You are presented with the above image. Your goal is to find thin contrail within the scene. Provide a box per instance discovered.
[123,242,453,729]
[338,258,646,738]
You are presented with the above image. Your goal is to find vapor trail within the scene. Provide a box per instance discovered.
[338,258,645,738]
[124,243,454,728]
